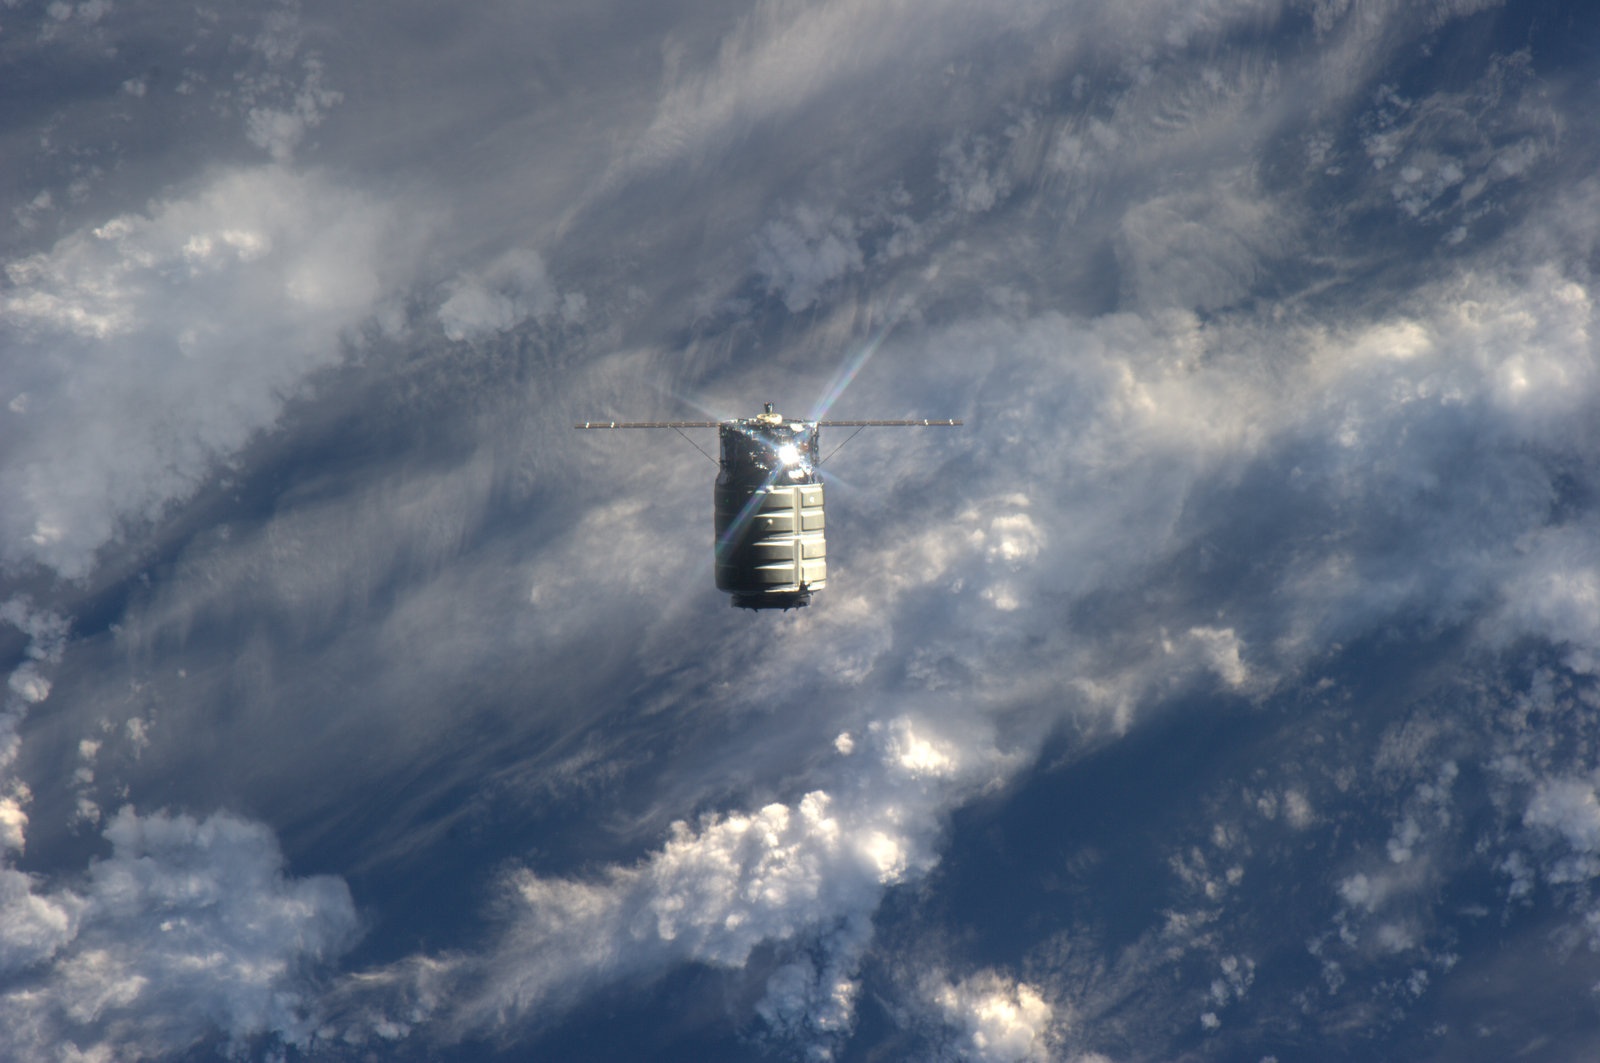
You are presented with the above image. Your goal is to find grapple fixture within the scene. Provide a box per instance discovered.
[576,403,962,609]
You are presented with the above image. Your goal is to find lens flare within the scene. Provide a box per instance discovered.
[809,319,895,422]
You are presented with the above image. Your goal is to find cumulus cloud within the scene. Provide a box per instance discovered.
[754,205,864,313]
[1166,627,1252,690]
[756,912,875,1049]
[225,4,347,164]
[244,58,343,164]
[436,248,570,341]
[0,598,70,861]
[1522,776,1600,888]
[0,808,358,1063]
[1525,778,1600,855]
[427,715,1014,1053]
[0,165,421,578]
[0,867,82,976]
[938,135,1013,215]
[779,265,1591,732]
[1358,49,1560,233]
[928,970,1055,1063]
[1487,524,1600,674]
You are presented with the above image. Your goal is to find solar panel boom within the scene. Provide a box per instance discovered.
[575,419,961,428]
[573,421,721,428]
[814,419,962,426]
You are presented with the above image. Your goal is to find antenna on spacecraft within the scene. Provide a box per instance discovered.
[575,402,962,610]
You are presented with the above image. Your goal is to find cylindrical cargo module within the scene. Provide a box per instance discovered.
[576,402,958,609]
[714,418,825,609]
[714,483,826,607]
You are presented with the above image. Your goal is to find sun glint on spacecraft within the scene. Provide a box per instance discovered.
[576,404,961,609]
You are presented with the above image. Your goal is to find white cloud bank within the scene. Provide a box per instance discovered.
[332,716,1015,1056]
[0,165,420,579]
[0,808,359,1063]
[0,601,358,1063]
[477,716,998,1040]
[929,970,1056,1063]
[437,248,580,341]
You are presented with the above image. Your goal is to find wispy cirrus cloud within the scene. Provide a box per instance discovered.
[1,165,426,578]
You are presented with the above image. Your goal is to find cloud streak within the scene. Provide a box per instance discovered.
[1,165,425,578]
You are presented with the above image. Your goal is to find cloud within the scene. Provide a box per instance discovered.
[1357,49,1559,233]
[1487,524,1600,673]
[1113,175,1292,312]
[225,4,345,164]
[1,598,70,863]
[754,205,864,313]
[744,262,1592,744]
[928,970,1056,1063]
[756,912,876,1050]
[394,714,1020,1053]
[0,165,422,578]
[0,870,82,976]
[244,57,343,165]
[938,135,1013,216]
[7,0,1600,1058]
[1522,777,1600,888]
[0,808,358,1063]
[437,248,566,342]
[611,0,1006,179]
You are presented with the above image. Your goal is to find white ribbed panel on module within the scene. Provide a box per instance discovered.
[715,482,825,607]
